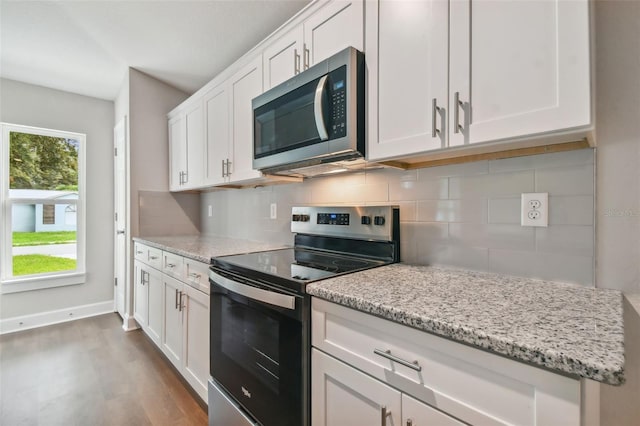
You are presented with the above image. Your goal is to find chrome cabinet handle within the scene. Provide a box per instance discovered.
[454,91,464,134]
[175,288,179,309]
[381,406,389,426]
[183,170,188,184]
[188,272,201,280]
[178,291,184,312]
[303,43,310,69]
[149,255,159,260]
[294,48,300,74]
[226,159,232,176]
[373,348,422,372]
[136,250,143,255]
[432,98,441,138]
[221,159,226,177]
[166,263,175,269]
[179,171,184,185]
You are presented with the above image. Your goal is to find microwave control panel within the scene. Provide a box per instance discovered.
[329,66,347,139]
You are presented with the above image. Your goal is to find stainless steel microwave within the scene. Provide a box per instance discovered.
[252,46,364,175]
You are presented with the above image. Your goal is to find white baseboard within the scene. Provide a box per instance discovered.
[0,300,115,335]
[121,313,140,332]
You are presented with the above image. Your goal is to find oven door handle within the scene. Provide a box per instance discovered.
[209,270,296,310]
[314,75,329,141]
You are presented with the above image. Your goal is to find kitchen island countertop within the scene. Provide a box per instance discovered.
[306,263,625,385]
[133,235,288,263]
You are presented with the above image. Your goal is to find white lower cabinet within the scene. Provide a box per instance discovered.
[182,284,210,401]
[312,348,401,426]
[162,274,184,370]
[311,297,583,426]
[134,243,210,403]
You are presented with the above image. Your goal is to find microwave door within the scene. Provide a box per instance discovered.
[313,75,329,141]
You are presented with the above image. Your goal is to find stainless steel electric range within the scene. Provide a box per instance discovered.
[208,205,400,426]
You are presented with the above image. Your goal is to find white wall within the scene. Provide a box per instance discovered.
[0,78,114,318]
[595,1,640,424]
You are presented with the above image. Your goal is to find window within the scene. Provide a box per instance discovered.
[1,123,86,293]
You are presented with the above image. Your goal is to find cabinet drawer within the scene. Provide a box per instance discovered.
[311,298,580,426]
[146,247,162,270]
[184,258,210,294]
[163,251,184,279]
[134,243,148,262]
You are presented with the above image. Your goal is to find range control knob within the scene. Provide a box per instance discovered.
[361,216,372,225]
[292,214,301,222]
[300,214,310,222]
[373,216,385,226]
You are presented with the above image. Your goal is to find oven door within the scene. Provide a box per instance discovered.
[209,268,307,426]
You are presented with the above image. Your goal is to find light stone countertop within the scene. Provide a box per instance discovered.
[306,263,625,385]
[133,235,288,264]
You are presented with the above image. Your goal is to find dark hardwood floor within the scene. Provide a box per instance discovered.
[0,313,208,426]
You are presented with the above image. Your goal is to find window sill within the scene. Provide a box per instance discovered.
[1,272,86,294]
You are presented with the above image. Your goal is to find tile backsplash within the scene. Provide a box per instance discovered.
[201,149,595,286]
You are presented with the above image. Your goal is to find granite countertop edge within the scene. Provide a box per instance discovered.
[133,236,209,263]
[307,266,625,386]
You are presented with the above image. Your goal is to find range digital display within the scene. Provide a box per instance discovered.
[317,213,349,225]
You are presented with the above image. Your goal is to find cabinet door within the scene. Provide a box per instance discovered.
[169,115,186,191]
[146,266,163,346]
[448,0,591,147]
[402,394,464,426]
[182,285,210,402]
[162,275,184,370]
[184,101,205,189]
[263,26,304,90]
[228,56,263,184]
[304,0,364,68]
[312,349,401,426]
[204,83,229,185]
[366,0,449,161]
[133,261,148,327]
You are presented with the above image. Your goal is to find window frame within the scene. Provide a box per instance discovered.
[0,123,87,293]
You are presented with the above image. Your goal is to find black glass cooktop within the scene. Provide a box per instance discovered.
[211,248,387,293]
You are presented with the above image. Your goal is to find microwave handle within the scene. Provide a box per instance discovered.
[209,270,296,310]
[314,75,329,141]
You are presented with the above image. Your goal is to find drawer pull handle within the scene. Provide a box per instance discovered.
[136,250,143,255]
[381,405,389,426]
[188,272,201,279]
[373,349,422,372]
[149,255,158,260]
[166,263,175,268]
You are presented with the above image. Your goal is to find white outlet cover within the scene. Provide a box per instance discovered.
[208,205,212,217]
[521,193,548,227]
[270,203,277,220]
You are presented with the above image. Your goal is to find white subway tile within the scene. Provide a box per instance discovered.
[417,199,488,223]
[449,171,534,199]
[549,195,594,225]
[449,223,535,251]
[535,164,594,195]
[488,149,594,173]
[535,226,594,257]
[365,168,417,184]
[389,178,448,201]
[488,197,521,224]
[417,160,489,179]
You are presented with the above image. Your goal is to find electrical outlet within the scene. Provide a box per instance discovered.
[270,203,277,220]
[208,205,212,217]
[521,193,548,227]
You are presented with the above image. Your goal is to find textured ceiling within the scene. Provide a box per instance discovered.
[0,0,310,100]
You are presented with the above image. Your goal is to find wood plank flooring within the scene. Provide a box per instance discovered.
[0,313,207,426]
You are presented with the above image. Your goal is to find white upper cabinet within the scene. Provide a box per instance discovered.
[448,0,591,147]
[263,0,364,91]
[204,83,229,186]
[169,100,205,191]
[263,26,305,89]
[367,0,449,160]
[183,100,204,188]
[169,115,186,191]
[228,56,264,184]
[367,0,592,161]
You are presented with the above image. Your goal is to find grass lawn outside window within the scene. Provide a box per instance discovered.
[13,254,77,276]
[13,231,77,247]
